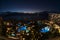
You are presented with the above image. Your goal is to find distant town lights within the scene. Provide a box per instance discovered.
[23,11,35,13]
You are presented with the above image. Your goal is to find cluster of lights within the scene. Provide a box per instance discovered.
[40,26,50,33]
[3,20,60,39]
[54,24,60,33]
[4,21,13,26]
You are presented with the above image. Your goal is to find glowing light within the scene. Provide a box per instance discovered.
[23,11,36,13]
[54,24,60,33]
[11,33,16,36]
[20,26,27,30]
[54,24,60,29]
[17,26,27,32]
[26,30,29,33]
[40,26,50,33]
[58,29,60,33]
[26,33,29,36]
[27,27,31,30]
[7,22,10,26]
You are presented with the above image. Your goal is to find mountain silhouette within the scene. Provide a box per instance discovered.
[0,11,59,20]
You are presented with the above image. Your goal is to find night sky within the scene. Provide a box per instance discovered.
[0,0,60,12]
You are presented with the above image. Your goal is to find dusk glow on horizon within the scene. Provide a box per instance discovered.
[0,0,60,12]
